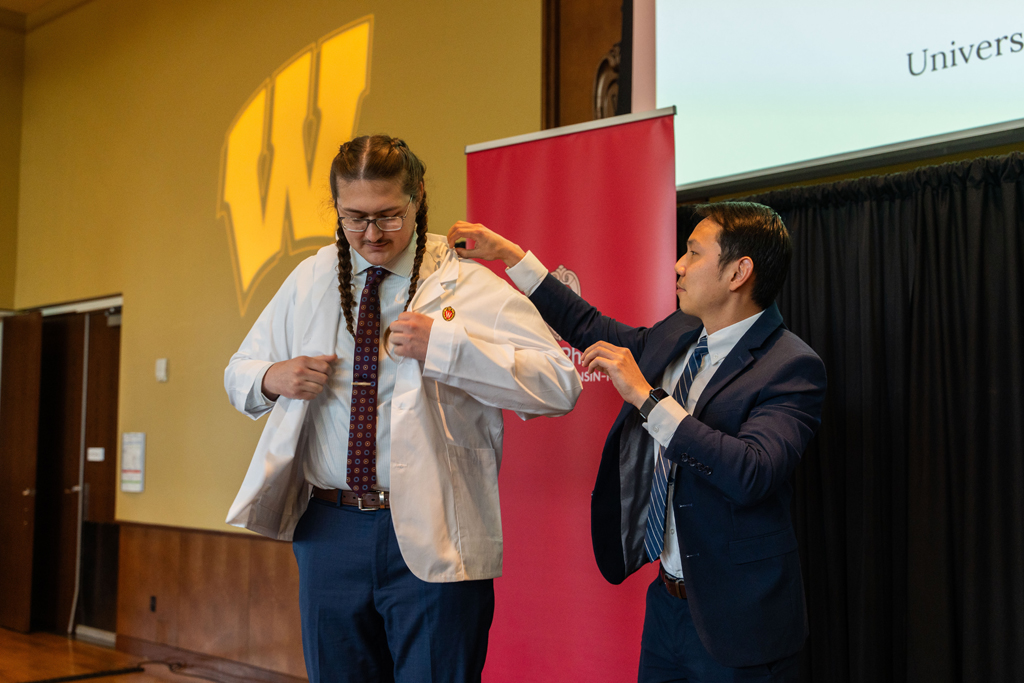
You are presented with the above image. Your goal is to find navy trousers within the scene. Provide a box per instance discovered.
[292,498,495,683]
[638,574,800,683]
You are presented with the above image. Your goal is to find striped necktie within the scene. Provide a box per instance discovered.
[644,335,709,562]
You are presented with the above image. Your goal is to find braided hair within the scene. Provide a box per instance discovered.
[330,135,429,338]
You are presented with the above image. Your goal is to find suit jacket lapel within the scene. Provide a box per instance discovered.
[693,303,784,418]
[615,315,701,576]
[639,313,702,383]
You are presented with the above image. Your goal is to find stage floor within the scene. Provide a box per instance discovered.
[0,628,200,683]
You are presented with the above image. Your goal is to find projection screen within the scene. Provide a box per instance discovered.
[655,0,1024,193]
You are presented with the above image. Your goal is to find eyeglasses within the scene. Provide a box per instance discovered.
[339,201,412,233]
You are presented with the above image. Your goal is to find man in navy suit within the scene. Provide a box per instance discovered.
[449,202,826,682]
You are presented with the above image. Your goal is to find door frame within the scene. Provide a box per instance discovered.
[0,294,123,635]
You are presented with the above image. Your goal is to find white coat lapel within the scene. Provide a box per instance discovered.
[301,245,343,351]
[409,235,460,311]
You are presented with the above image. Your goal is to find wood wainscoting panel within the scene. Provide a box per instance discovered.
[117,524,181,646]
[177,530,252,662]
[117,523,306,679]
[248,538,306,678]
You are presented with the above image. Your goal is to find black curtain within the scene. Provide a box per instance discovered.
[743,153,1024,683]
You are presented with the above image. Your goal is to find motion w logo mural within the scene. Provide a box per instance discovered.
[219,17,372,315]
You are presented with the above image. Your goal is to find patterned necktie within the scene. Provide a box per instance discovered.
[346,267,388,494]
[644,335,709,562]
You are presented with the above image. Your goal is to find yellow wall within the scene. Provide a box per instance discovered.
[0,17,24,309]
[14,0,540,530]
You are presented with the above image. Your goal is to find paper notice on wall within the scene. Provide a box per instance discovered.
[120,432,146,493]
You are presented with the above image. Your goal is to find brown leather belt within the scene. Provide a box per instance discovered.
[311,487,390,510]
[659,563,687,599]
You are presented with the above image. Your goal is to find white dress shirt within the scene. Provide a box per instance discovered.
[506,250,764,578]
[245,237,419,491]
[643,311,763,577]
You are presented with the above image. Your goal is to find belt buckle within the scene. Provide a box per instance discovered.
[357,490,384,511]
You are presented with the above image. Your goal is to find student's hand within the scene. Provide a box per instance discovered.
[581,342,652,407]
[448,221,527,268]
[389,312,434,361]
[262,354,337,401]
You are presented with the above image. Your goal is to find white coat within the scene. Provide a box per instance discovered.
[224,234,582,582]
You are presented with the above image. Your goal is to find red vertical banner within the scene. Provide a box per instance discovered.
[466,111,677,681]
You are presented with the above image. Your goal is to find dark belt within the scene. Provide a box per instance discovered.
[311,487,390,510]
[659,563,687,599]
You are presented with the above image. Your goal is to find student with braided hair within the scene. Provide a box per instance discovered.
[224,135,581,683]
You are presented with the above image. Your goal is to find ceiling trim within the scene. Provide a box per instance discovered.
[25,0,92,31]
[0,7,27,33]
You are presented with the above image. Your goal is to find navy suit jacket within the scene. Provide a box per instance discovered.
[530,275,826,668]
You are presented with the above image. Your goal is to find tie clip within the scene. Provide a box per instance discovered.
[353,381,374,386]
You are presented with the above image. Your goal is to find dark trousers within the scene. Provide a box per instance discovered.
[292,498,495,683]
[638,575,800,683]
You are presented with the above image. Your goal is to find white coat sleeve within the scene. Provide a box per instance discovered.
[422,290,582,420]
[223,267,300,419]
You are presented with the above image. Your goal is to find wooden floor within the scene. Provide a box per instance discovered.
[0,628,219,683]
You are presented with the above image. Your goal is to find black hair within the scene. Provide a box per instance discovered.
[329,135,428,337]
[693,201,792,309]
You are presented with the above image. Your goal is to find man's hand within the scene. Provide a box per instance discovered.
[262,354,337,401]
[447,221,527,268]
[389,312,434,361]
[581,342,652,408]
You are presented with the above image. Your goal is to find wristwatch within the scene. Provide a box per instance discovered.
[639,387,670,421]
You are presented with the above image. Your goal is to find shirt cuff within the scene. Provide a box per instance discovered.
[505,250,548,296]
[244,363,277,412]
[642,397,689,449]
[423,316,457,377]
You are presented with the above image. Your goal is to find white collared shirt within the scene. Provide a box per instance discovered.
[245,237,420,491]
[506,250,764,578]
[645,311,763,577]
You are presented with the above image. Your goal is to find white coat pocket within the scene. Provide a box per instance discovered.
[445,443,503,554]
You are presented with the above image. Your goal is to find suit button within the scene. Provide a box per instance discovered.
[689,461,696,467]
[706,468,713,475]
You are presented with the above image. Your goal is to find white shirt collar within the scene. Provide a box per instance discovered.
[350,235,418,280]
[700,309,766,366]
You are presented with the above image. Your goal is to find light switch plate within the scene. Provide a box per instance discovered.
[155,358,168,382]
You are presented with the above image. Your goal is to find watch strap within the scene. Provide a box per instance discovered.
[639,387,670,421]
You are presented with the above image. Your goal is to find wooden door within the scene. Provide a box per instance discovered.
[0,312,44,632]
[32,313,86,631]
[78,309,122,632]
[83,310,120,525]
